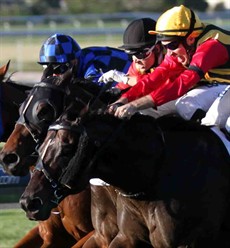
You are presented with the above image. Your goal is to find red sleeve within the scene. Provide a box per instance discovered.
[151,39,229,106]
[122,55,186,101]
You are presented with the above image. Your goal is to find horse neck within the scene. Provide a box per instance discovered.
[1,81,28,106]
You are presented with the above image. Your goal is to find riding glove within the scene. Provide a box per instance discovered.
[98,70,129,84]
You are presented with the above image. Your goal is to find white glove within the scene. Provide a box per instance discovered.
[98,70,128,84]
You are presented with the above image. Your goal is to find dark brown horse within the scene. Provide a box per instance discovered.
[20,111,230,247]
[19,101,121,248]
[0,66,121,248]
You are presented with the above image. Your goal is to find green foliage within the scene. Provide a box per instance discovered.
[0,0,212,16]
[0,209,37,248]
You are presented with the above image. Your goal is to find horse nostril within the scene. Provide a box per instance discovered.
[20,197,43,212]
[2,153,20,166]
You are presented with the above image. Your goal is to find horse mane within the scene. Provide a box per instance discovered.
[60,111,230,197]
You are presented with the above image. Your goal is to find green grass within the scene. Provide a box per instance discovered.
[0,143,37,247]
[0,208,37,248]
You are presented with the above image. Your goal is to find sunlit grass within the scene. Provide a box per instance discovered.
[0,208,37,248]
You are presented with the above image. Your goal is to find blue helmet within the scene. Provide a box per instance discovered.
[39,33,81,64]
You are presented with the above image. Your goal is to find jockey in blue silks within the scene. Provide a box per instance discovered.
[38,33,132,86]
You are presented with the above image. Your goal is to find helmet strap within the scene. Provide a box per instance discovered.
[182,9,196,63]
[185,9,196,39]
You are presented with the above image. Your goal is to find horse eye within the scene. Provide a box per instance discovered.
[36,103,55,122]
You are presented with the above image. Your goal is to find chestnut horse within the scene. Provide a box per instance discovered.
[20,111,230,247]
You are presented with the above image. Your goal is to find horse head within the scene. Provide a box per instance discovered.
[0,65,74,176]
[0,60,122,177]
[19,100,88,220]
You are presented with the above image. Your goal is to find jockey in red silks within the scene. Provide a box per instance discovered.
[108,5,230,143]
[99,18,176,118]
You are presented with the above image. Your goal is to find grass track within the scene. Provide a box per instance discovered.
[0,208,37,248]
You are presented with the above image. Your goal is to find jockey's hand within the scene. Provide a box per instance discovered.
[98,70,128,84]
[107,102,124,114]
[114,103,138,119]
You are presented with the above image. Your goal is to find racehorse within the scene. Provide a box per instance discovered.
[20,110,230,247]
[0,66,96,248]
[0,65,74,176]
[19,100,122,248]
[0,60,31,142]
[0,65,121,248]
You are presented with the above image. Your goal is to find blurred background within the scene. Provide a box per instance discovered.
[0,0,229,82]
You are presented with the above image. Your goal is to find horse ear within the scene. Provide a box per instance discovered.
[41,64,54,81]
[0,60,10,82]
[60,64,76,86]
[70,60,78,77]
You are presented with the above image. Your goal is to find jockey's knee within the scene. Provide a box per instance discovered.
[175,98,205,121]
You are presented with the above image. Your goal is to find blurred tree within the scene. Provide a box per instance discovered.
[64,0,172,13]
[0,0,220,16]
[53,0,209,13]
[29,0,61,14]
[184,0,208,11]
[157,0,208,11]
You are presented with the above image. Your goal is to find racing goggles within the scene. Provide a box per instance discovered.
[163,39,182,50]
[126,45,155,60]
[42,63,70,74]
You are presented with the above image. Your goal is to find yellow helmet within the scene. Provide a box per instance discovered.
[149,5,204,40]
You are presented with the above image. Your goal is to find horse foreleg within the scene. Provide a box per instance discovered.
[71,230,95,248]
[13,225,43,248]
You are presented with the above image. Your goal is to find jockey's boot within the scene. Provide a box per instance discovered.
[191,108,206,123]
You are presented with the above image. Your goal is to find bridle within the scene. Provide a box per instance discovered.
[32,121,83,205]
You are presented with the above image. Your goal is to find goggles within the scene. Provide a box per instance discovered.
[42,63,70,74]
[126,45,155,60]
[163,39,181,50]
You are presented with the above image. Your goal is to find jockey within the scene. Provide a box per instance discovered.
[109,5,230,138]
[38,33,132,86]
[99,18,164,88]
[99,18,176,118]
